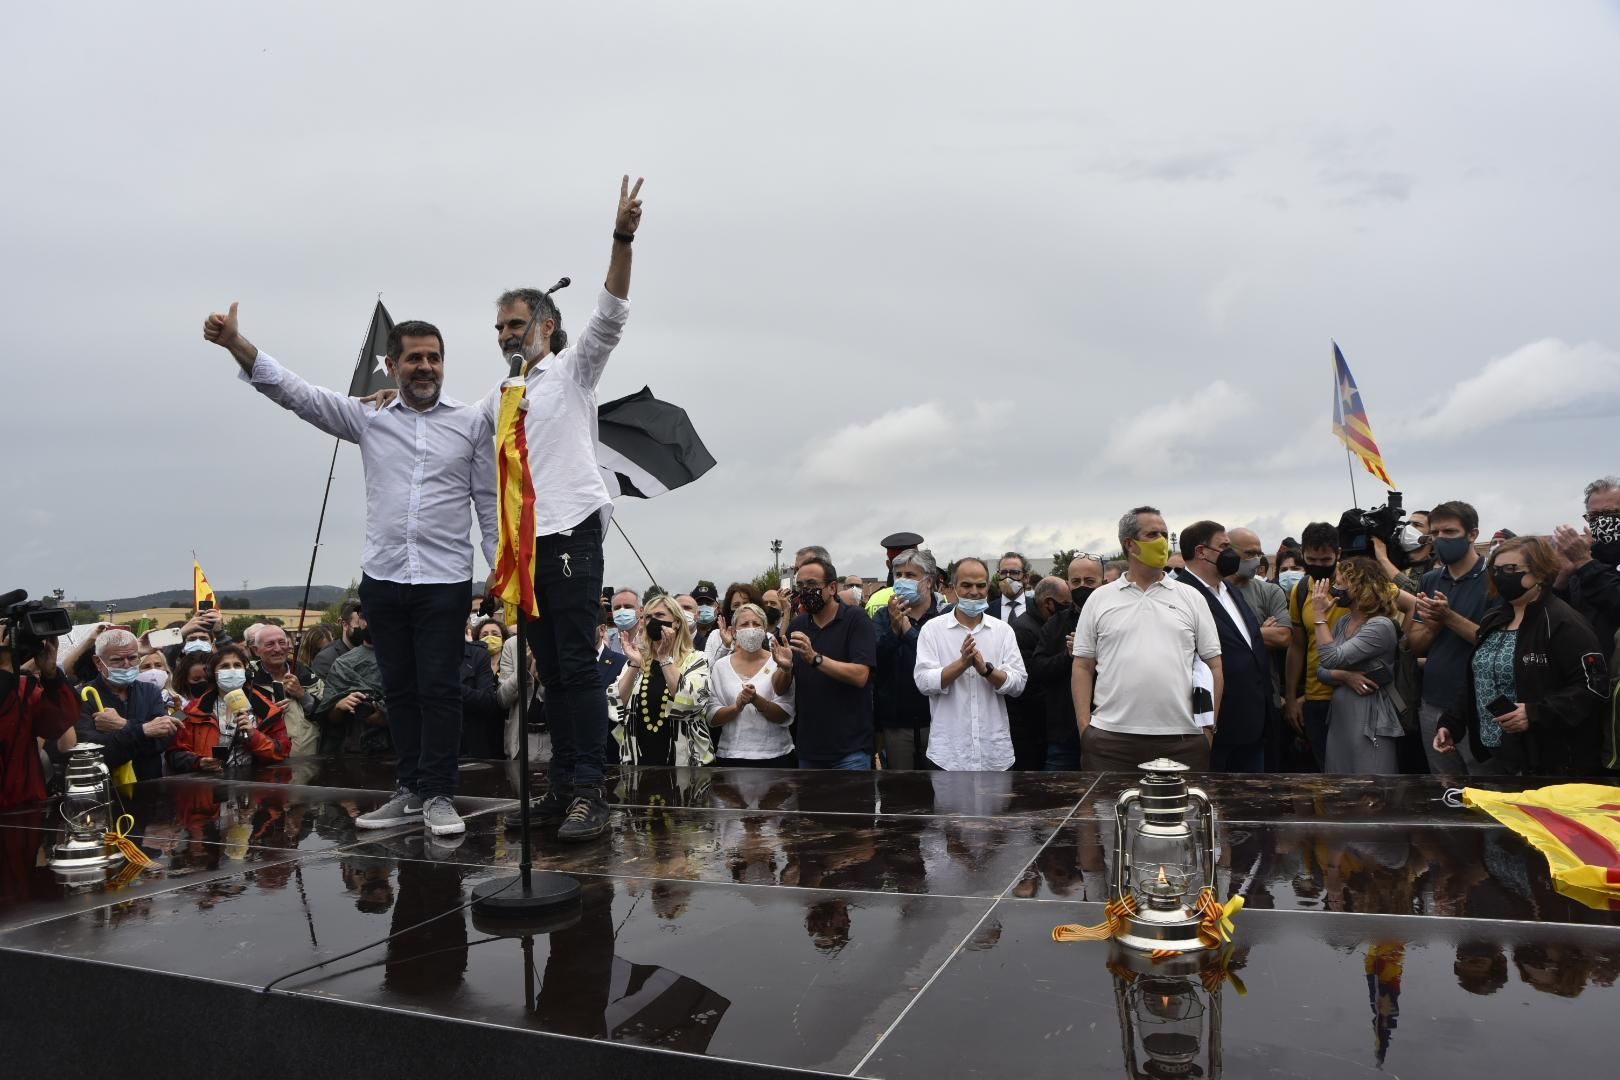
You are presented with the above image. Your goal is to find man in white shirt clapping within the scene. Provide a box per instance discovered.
[913,558,1027,771]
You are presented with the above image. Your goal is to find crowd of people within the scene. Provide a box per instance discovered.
[2,473,1615,817]
[2,474,1616,815]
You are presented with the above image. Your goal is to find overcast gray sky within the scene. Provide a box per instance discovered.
[6,1,1620,601]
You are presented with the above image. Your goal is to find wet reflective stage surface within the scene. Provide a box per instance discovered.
[2,760,1616,1077]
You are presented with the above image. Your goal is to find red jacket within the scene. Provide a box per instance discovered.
[1,671,79,809]
[170,686,289,772]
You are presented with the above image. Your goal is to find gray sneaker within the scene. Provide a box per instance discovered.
[356,787,423,830]
[422,796,465,837]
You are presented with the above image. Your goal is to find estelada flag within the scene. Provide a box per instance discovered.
[490,379,538,622]
[194,560,217,613]
[1331,342,1395,489]
[1462,784,1620,910]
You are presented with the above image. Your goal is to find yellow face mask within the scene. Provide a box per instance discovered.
[1132,535,1171,569]
[481,634,504,654]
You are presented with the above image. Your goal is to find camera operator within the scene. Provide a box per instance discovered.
[75,628,179,782]
[314,620,390,755]
[1,625,78,810]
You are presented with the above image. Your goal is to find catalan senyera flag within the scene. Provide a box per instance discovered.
[1462,784,1620,911]
[193,559,217,613]
[491,379,538,622]
[1331,342,1395,489]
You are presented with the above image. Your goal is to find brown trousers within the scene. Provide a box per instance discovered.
[1080,725,1211,772]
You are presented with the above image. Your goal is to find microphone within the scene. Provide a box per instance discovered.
[546,277,571,295]
[223,688,251,716]
[508,352,525,379]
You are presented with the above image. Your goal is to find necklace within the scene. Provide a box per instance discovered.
[638,665,675,733]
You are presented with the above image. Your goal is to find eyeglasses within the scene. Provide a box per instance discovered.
[103,654,139,668]
[1586,511,1620,523]
[1000,569,1026,580]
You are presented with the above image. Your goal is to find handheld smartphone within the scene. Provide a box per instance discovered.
[1486,695,1517,718]
[198,599,215,612]
[147,627,183,649]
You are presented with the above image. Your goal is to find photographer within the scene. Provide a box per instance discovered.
[74,629,178,782]
[314,623,391,755]
[1,625,78,810]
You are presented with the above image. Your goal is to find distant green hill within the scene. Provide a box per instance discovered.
[76,585,347,610]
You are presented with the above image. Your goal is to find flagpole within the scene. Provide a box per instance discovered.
[611,517,662,593]
[1344,447,1360,508]
[295,438,342,637]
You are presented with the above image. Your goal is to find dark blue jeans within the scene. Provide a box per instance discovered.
[525,512,610,790]
[799,751,871,770]
[358,575,468,800]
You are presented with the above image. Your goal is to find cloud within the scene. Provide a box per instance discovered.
[1416,338,1620,435]
[1115,150,1238,184]
[1100,381,1255,472]
[797,400,1014,486]
[1321,168,1414,205]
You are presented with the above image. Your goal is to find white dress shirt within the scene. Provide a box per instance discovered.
[913,611,1028,771]
[1213,581,1253,647]
[1001,591,1024,624]
[243,353,497,584]
[481,287,629,537]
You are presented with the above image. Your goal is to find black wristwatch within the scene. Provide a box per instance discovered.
[980,662,995,678]
[812,654,824,668]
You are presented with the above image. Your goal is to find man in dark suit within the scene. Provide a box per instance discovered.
[1030,556,1104,770]
[1174,521,1274,772]
[986,551,1031,624]
[1007,576,1070,771]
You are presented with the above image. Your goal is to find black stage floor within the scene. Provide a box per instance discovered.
[2,759,1616,1077]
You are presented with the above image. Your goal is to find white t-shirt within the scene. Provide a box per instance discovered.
[706,653,795,760]
[1073,575,1221,735]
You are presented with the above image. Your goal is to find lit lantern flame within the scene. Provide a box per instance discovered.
[1157,865,1169,886]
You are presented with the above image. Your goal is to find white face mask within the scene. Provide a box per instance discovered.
[734,628,768,653]
[216,668,248,692]
[136,669,170,689]
[1004,579,1024,598]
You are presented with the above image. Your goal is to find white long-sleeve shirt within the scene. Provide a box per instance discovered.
[913,611,1027,771]
[242,352,497,584]
[481,287,630,536]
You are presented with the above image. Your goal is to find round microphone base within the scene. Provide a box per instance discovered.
[471,871,581,920]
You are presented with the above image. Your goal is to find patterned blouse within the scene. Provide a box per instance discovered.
[1472,628,1518,748]
[614,652,713,767]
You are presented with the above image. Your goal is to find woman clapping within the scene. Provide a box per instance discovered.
[614,595,713,767]
[706,603,795,767]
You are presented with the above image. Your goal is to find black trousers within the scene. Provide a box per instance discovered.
[525,512,611,790]
[358,575,468,799]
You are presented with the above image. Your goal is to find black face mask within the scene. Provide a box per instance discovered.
[797,584,828,614]
[1211,548,1241,577]
[1305,563,1337,582]
[350,626,372,647]
[647,619,667,642]
[1330,586,1352,607]
[1493,567,1533,603]
[188,680,209,696]
[1069,585,1095,613]
[764,606,783,626]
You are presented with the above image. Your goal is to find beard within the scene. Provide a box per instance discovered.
[400,375,441,409]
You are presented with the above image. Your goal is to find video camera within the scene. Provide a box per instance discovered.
[1336,491,1425,571]
[0,589,74,665]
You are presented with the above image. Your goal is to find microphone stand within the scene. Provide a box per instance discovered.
[472,351,581,919]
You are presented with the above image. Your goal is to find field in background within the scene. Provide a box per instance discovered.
[109,608,326,626]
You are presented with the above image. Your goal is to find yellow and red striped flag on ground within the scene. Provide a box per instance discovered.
[194,559,217,613]
[1331,342,1395,489]
[1462,784,1620,910]
[491,379,538,622]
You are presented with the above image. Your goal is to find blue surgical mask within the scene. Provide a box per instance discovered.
[1278,569,1305,595]
[105,665,141,687]
[892,578,922,603]
[612,608,638,631]
[697,605,717,625]
[216,668,247,692]
[955,597,989,618]
[183,639,212,654]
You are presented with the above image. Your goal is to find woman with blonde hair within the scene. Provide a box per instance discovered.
[1311,556,1404,773]
[614,594,713,766]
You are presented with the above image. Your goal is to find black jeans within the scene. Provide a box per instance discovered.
[358,575,468,799]
[525,512,610,790]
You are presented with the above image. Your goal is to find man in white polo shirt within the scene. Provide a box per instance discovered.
[1072,505,1224,771]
